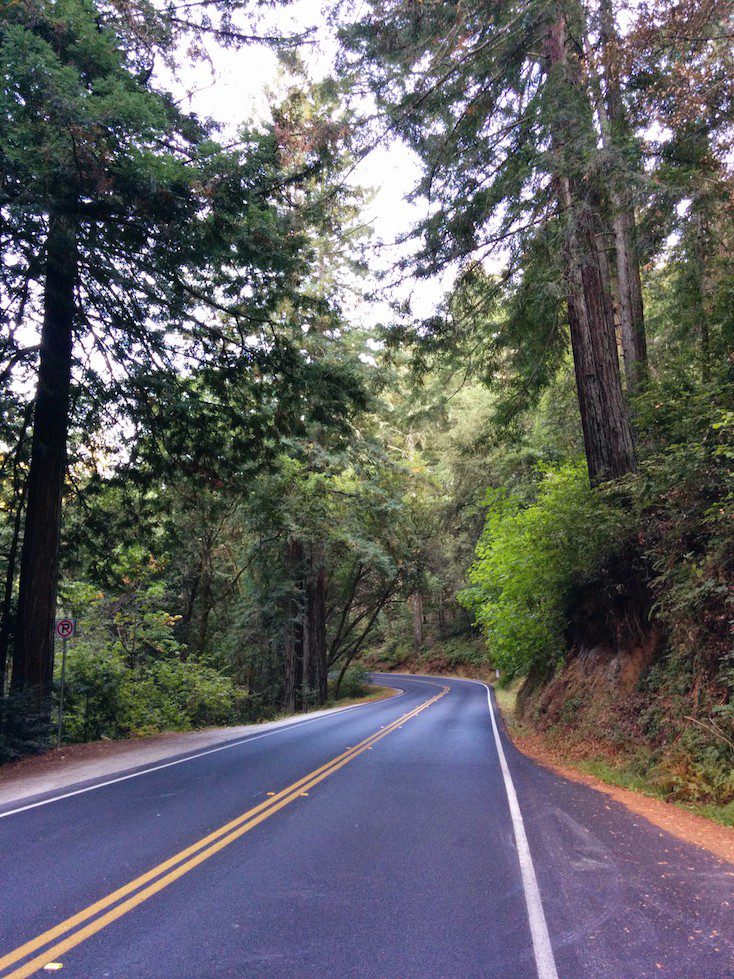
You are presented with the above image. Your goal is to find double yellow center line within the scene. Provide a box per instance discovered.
[0,683,448,978]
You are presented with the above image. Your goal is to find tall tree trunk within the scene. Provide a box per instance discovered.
[11,213,77,717]
[562,177,637,484]
[692,208,711,381]
[304,550,327,707]
[596,0,647,393]
[547,12,636,485]
[0,405,32,705]
[334,654,354,701]
[283,538,304,713]
[411,592,423,654]
[0,494,25,703]
[195,537,212,658]
[315,564,328,705]
[612,209,647,391]
[179,557,202,651]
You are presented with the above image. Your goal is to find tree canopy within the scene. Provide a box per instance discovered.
[1,0,732,811]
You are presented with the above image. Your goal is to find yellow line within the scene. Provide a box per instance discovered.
[0,704,425,973]
[1,684,448,978]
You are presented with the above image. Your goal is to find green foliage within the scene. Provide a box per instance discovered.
[630,371,733,657]
[0,0,385,744]
[335,666,370,699]
[364,639,414,670]
[61,652,249,742]
[55,556,251,742]
[60,645,129,742]
[467,360,734,808]
[460,464,629,677]
[439,637,487,669]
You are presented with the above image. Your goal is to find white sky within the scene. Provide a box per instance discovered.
[165,0,451,327]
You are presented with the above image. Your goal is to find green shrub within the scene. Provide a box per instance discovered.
[61,646,131,742]
[337,665,371,699]
[459,462,629,678]
[440,636,487,667]
[61,649,250,741]
[366,639,412,668]
[56,567,252,742]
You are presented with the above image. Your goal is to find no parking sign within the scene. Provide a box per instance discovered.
[54,618,76,640]
[54,618,76,745]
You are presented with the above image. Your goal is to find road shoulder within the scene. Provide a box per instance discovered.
[492,695,734,867]
[0,685,398,811]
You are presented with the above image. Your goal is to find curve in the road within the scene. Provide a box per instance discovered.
[0,681,448,979]
[0,692,408,821]
[4,673,729,978]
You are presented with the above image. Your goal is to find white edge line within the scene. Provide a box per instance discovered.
[0,687,407,820]
[481,680,559,979]
[382,673,559,979]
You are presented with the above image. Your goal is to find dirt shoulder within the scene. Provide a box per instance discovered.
[0,684,398,810]
[508,725,734,866]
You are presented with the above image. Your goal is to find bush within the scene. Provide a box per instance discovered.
[60,648,251,741]
[55,569,253,742]
[61,646,131,742]
[440,636,487,668]
[337,665,371,699]
[459,462,629,678]
[363,639,413,669]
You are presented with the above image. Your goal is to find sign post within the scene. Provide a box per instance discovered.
[54,618,76,746]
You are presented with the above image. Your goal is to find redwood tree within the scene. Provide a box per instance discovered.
[0,0,331,723]
[545,7,636,482]
[337,0,637,483]
[591,0,648,393]
[11,215,77,703]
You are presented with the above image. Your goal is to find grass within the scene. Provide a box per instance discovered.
[492,679,522,720]
[579,759,667,799]
[695,800,734,828]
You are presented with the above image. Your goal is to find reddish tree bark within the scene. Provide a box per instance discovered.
[304,550,327,706]
[411,592,424,654]
[547,11,636,485]
[12,213,78,716]
[283,538,304,713]
[597,0,648,393]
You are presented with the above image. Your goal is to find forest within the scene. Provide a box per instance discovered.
[0,0,732,818]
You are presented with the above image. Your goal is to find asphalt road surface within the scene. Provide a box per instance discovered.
[1,674,732,979]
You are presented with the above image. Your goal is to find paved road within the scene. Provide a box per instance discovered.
[0,675,732,978]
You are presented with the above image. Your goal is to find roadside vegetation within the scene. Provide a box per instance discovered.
[1,0,732,821]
